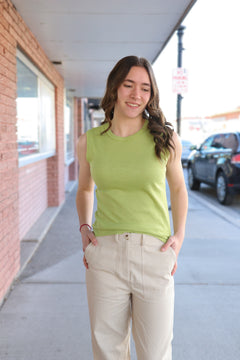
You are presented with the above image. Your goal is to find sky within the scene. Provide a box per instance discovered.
[153,0,240,123]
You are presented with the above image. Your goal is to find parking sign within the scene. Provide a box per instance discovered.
[172,68,188,94]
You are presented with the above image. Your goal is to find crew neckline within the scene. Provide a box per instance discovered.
[107,120,148,141]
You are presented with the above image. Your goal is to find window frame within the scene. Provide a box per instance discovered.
[16,49,56,168]
[64,93,75,165]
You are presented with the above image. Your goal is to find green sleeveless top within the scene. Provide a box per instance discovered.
[86,120,171,243]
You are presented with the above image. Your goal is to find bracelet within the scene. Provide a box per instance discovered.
[79,223,92,232]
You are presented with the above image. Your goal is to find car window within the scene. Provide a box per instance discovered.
[201,136,214,150]
[211,134,225,149]
[212,133,238,151]
[222,134,238,152]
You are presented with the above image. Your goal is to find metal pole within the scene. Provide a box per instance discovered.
[176,25,185,136]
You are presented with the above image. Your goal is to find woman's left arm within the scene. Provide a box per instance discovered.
[161,132,188,275]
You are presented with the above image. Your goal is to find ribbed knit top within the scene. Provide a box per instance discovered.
[86,120,171,242]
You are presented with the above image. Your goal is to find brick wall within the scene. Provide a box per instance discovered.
[18,160,48,240]
[0,0,19,301]
[0,0,66,302]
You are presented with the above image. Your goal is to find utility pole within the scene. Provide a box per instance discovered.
[176,25,186,136]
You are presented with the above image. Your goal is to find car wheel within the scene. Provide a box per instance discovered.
[216,172,233,205]
[188,165,200,190]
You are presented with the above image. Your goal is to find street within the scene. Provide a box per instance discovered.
[0,175,239,360]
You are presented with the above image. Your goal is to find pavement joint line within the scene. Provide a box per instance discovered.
[188,191,240,229]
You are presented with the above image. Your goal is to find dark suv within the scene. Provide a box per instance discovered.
[187,132,240,205]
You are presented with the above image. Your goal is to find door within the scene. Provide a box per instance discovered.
[194,136,214,181]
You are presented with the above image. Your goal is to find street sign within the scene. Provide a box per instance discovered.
[172,68,188,94]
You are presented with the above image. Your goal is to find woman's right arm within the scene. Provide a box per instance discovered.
[76,134,97,262]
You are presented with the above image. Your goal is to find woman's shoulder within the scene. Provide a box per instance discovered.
[166,130,182,164]
[171,131,181,149]
[87,122,109,137]
[78,122,109,145]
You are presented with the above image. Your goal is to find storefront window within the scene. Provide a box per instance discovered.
[16,50,55,166]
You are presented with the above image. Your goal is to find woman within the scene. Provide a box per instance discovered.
[76,56,188,360]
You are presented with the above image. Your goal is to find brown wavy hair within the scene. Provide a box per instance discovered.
[100,56,175,159]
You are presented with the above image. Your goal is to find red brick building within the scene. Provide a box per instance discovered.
[0,0,90,303]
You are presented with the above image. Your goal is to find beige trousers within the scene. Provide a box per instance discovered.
[85,233,176,360]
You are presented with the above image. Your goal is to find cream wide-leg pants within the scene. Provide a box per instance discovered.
[85,233,176,360]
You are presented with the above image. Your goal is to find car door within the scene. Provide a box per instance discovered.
[206,134,225,183]
[208,133,237,181]
[207,133,237,183]
[194,136,214,181]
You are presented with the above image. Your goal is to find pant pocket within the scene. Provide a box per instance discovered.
[143,244,175,292]
[85,236,117,274]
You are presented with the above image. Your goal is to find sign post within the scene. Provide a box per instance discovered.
[175,25,186,136]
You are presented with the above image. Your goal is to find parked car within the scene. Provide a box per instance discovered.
[181,139,193,167]
[187,132,240,205]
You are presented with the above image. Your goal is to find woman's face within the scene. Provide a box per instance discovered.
[114,66,151,120]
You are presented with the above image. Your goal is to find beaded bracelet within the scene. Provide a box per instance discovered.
[79,223,92,232]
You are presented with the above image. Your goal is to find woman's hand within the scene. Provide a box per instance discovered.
[81,226,98,269]
[160,234,183,276]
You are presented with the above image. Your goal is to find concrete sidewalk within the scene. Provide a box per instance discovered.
[0,184,240,360]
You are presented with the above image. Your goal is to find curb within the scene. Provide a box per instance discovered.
[18,181,78,279]
[18,204,64,278]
